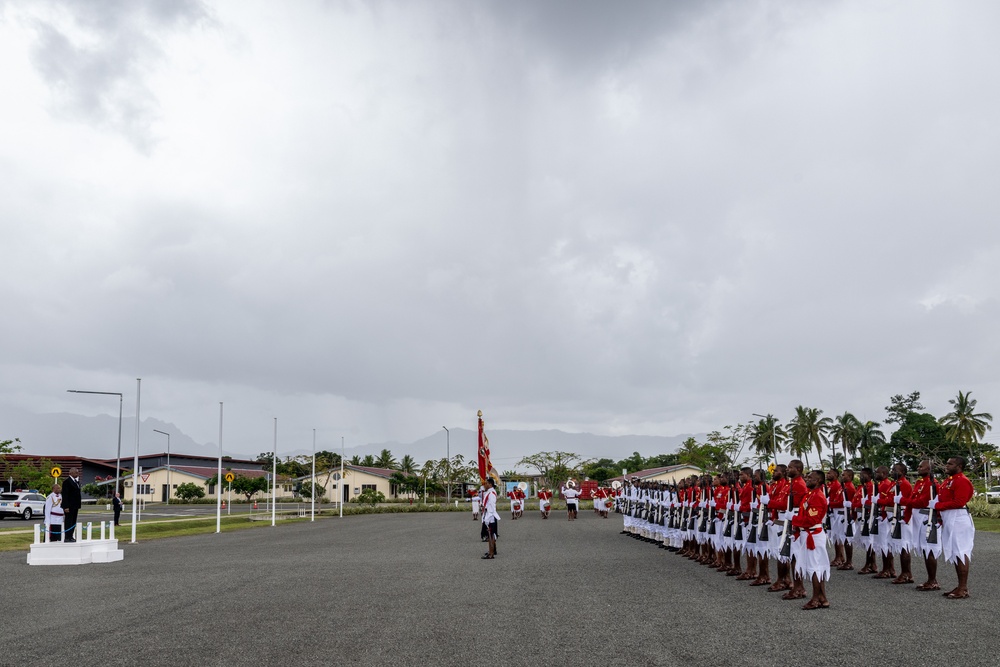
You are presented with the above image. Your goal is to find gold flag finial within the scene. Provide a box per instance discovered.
[477,409,483,418]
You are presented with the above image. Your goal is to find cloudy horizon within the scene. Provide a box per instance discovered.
[1,0,997,456]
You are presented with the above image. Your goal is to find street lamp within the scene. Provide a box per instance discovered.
[67,390,123,494]
[752,413,778,466]
[153,429,170,504]
[442,426,450,503]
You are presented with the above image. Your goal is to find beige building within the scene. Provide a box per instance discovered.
[117,465,288,503]
[608,464,702,485]
[308,464,415,503]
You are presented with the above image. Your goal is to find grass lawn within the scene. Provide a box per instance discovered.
[0,514,312,552]
[973,516,1000,533]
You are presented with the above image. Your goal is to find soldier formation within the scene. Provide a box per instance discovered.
[615,456,976,608]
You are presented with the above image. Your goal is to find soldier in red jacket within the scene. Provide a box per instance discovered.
[903,459,942,591]
[792,470,830,610]
[888,462,914,584]
[538,487,553,519]
[838,469,857,571]
[765,466,790,592]
[826,469,846,568]
[930,456,975,599]
[781,459,809,600]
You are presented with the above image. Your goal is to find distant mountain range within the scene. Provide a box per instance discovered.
[1,405,698,469]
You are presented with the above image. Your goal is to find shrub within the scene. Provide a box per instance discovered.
[175,483,206,501]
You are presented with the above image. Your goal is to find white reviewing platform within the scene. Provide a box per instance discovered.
[27,521,125,566]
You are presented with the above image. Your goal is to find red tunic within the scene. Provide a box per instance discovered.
[788,476,808,511]
[903,477,933,510]
[768,478,790,522]
[936,473,974,510]
[842,481,856,505]
[714,485,729,520]
[738,482,752,513]
[827,480,844,509]
[792,486,828,528]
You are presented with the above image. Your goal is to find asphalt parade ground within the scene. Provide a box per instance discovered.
[1,509,997,667]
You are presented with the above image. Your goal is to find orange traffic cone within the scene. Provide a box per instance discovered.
[222,500,226,509]
[253,500,257,509]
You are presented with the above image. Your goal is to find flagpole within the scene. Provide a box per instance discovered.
[272,417,277,527]
[311,428,316,522]
[216,402,223,533]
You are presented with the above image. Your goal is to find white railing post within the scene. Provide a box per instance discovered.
[100,521,106,540]
[87,522,93,540]
[34,524,40,544]
[110,521,115,540]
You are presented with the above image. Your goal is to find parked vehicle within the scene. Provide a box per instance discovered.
[0,491,46,520]
[984,486,1000,501]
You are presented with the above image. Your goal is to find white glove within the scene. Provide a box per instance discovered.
[894,494,903,504]
[760,494,770,505]
[750,499,759,510]
[928,498,938,509]
[728,502,737,511]
[844,501,853,509]
[708,500,716,508]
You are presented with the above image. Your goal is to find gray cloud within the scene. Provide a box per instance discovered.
[0,0,998,450]
[23,0,212,152]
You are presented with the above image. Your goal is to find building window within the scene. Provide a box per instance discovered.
[136,484,152,495]
[361,484,376,491]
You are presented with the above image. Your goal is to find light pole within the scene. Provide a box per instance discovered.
[130,379,141,544]
[153,429,170,503]
[216,402,223,534]
[752,413,778,467]
[340,436,344,518]
[272,418,277,527]
[67,390,123,494]
[311,428,316,522]
[442,426,450,503]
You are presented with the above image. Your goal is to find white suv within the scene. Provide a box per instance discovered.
[985,486,1000,501]
[0,491,46,520]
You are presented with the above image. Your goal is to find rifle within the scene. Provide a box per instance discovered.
[723,483,735,538]
[734,479,745,542]
[926,480,940,545]
[698,484,712,533]
[699,483,712,534]
[869,481,881,537]
[756,480,770,542]
[689,486,699,532]
[891,480,903,540]
[745,481,758,545]
[860,481,871,538]
[822,482,831,532]
[845,483,855,539]
[778,482,794,559]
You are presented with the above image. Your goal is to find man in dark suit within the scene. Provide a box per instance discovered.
[62,468,82,543]
[112,491,123,526]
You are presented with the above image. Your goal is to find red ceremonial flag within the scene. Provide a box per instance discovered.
[477,410,500,487]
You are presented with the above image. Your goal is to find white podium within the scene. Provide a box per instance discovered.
[26,522,125,566]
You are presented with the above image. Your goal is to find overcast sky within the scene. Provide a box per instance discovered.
[1,0,997,457]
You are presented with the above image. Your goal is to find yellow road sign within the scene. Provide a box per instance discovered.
[51,466,62,479]
[225,473,235,483]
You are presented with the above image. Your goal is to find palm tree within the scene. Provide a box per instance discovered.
[750,415,787,464]
[361,454,376,467]
[856,420,887,468]
[786,406,832,468]
[349,455,361,465]
[398,455,418,475]
[939,390,994,464]
[829,412,861,467]
[375,448,397,470]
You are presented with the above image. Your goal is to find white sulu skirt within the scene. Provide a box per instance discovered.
[794,529,830,582]
[940,508,975,565]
